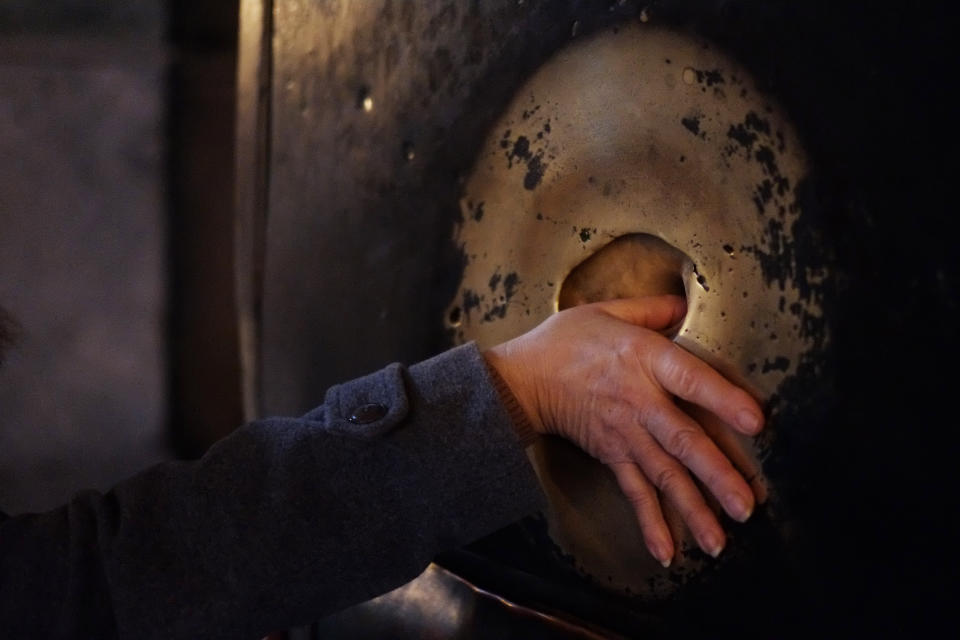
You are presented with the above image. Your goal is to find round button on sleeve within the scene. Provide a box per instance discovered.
[347,403,389,425]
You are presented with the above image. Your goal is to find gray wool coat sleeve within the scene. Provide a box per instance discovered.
[0,342,545,639]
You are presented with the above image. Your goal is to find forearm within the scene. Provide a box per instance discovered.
[0,343,544,639]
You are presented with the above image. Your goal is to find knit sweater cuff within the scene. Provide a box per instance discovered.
[482,356,539,449]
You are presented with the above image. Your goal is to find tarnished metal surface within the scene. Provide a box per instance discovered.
[448,25,824,597]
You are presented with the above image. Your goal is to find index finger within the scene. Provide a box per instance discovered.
[649,341,764,436]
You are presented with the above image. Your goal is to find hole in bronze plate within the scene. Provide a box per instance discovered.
[558,233,691,323]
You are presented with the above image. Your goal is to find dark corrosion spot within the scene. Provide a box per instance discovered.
[462,289,481,317]
[482,304,508,322]
[727,123,757,149]
[489,271,502,291]
[579,228,592,242]
[511,136,531,162]
[702,69,724,86]
[681,116,701,136]
[744,111,770,134]
[472,200,485,221]
[754,145,778,176]
[756,179,774,206]
[776,175,791,197]
[761,356,790,373]
[503,272,520,300]
[723,244,735,255]
[524,154,546,190]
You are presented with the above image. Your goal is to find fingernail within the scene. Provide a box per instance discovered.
[656,545,672,569]
[726,493,753,522]
[702,532,724,558]
[649,541,672,568]
[737,409,761,434]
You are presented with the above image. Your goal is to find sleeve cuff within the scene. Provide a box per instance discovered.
[481,356,540,449]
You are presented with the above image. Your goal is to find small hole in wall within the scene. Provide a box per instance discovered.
[447,306,463,327]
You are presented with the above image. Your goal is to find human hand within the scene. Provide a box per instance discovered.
[484,295,764,567]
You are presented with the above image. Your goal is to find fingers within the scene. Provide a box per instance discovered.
[636,400,755,523]
[594,295,687,332]
[682,401,770,504]
[492,295,768,563]
[610,462,674,567]
[625,424,728,557]
[650,341,764,436]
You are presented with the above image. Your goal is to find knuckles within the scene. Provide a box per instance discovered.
[637,400,668,434]
[624,486,655,511]
[659,346,701,399]
[653,465,682,493]
[664,426,701,462]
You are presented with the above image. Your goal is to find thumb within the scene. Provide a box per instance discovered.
[591,295,687,331]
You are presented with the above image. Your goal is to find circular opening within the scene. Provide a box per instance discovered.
[558,233,690,314]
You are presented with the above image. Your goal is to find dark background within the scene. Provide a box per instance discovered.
[0,0,241,515]
[1,0,956,636]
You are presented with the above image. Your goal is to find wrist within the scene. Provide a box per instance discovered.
[482,349,540,447]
